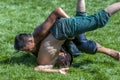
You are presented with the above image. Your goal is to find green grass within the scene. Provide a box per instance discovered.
[0,0,120,80]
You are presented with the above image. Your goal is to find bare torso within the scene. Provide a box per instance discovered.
[37,33,65,65]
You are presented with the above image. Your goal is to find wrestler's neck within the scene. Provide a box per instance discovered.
[30,37,39,54]
[27,36,37,53]
[31,42,37,53]
[31,33,48,54]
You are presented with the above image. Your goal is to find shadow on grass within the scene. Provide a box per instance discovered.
[0,53,37,66]
[71,59,115,76]
[71,59,115,80]
[72,59,115,68]
[72,59,93,68]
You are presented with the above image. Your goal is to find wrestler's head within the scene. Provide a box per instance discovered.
[14,33,35,52]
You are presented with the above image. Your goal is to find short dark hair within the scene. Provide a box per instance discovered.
[14,33,32,51]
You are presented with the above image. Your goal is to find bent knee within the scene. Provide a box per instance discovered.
[74,40,97,54]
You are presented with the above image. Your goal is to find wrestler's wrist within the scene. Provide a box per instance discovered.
[59,69,66,75]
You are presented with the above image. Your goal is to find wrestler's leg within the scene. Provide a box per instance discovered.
[73,34,97,54]
[73,37,120,60]
[72,0,97,55]
[62,40,81,57]
[62,0,86,57]
[99,2,120,60]
[104,2,120,16]
[96,43,120,60]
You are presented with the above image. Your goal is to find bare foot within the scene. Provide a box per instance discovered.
[112,52,120,60]
[107,49,120,61]
[97,43,120,61]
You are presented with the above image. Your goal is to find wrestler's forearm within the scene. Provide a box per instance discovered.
[35,66,69,75]
[76,0,86,12]
[40,69,59,72]
[34,65,59,73]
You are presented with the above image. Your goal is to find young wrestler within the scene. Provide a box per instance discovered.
[14,0,120,74]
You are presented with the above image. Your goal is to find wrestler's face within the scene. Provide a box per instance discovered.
[22,37,35,52]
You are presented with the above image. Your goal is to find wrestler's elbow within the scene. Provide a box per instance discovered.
[54,7,63,15]
[55,7,62,12]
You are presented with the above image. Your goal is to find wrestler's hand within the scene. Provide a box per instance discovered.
[59,68,69,75]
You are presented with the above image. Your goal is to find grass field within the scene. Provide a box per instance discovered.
[0,0,120,80]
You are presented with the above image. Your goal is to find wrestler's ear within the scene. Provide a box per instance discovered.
[28,39,33,43]
[28,37,34,43]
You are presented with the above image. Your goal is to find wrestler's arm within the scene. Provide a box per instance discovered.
[34,65,69,75]
[36,8,69,40]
